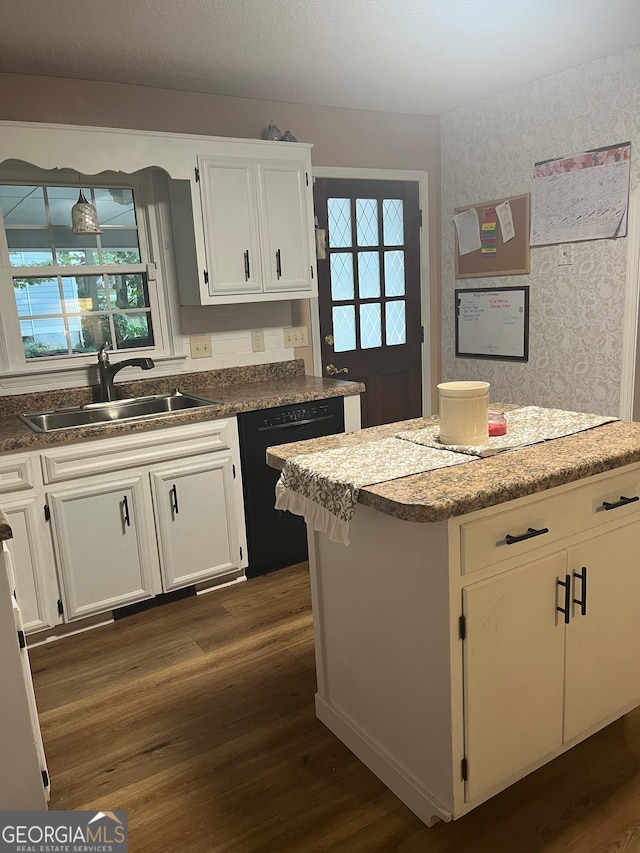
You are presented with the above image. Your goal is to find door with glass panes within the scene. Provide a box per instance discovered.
[314,178,422,427]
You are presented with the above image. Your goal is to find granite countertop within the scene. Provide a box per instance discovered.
[0,360,364,454]
[266,415,640,523]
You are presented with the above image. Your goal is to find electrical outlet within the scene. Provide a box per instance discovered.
[284,326,309,348]
[190,334,211,359]
[251,329,265,352]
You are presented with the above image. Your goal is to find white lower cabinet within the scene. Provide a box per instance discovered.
[563,522,640,742]
[0,453,60,633]
[2,495,60,632]
[48,474,160,620]
[463,519,640,804]
[150,452,239,591]
[39,419,247,624]
[462,552,566,804]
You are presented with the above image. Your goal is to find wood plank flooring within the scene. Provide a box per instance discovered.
[29,563,640,852]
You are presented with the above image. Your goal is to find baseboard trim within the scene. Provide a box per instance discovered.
[314,693,450,827]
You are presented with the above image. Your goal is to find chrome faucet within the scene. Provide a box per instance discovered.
[97,344,155,403]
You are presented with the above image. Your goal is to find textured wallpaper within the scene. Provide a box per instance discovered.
[441,46,640,416]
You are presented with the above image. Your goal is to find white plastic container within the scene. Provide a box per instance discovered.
[437,381,490,446]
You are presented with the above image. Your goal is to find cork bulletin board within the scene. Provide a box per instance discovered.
[454,193,531,279]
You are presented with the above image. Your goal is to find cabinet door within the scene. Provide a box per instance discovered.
[3,495,60,633]
[564,520,640,742]
[198,156,262,296]
[9,579,50,800]
[48,475,160,620]
[258,161,313,293]
[151,453,241,591]
[0,544,47,809]
[462,552,566,804]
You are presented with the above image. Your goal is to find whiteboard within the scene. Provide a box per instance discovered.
[455,287,529,361]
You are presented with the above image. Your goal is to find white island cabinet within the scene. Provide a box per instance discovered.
[293,443,640,826]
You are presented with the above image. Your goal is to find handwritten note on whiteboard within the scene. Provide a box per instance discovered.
[455,287,529,362]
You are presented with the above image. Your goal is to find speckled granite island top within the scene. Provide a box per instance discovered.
[0,360,364,454]
[266,415,640,523]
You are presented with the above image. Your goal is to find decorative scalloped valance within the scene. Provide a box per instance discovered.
[0,121,312,181]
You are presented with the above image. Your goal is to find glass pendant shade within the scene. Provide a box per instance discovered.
[71,189,101,234]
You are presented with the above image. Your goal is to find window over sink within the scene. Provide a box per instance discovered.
[2,182,154,360]
[0,165,176,386]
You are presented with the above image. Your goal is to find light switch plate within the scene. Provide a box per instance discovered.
[284,326,309,348]
[190,334,211,358]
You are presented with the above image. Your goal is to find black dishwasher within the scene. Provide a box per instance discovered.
[237,397,345,577]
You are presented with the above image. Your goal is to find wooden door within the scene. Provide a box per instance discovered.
[462,552,566,804]
[314,178,422,427]
[564,520,640,742]
[150,453,239,591]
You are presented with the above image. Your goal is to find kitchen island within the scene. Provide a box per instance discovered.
[267,415,640,826]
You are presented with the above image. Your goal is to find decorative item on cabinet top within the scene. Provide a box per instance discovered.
[263,121,282,141]
[261,122,297,143]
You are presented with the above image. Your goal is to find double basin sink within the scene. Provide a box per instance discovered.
[20,392,220,433]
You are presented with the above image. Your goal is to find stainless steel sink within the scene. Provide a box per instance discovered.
[19,392,220,433]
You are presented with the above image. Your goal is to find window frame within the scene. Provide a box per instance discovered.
[0,165,175,384]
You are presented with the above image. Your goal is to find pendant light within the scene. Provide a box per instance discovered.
[71,179,101,235]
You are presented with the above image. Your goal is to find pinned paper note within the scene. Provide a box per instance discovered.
[496,200,515,242]
[481,207,497,254]
[453,207,481,255]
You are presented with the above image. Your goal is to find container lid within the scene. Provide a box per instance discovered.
[437,381,490,396]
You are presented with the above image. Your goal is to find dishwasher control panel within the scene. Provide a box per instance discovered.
[263,403,334,427]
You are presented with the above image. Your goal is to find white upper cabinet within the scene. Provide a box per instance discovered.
[197,157,263,297]
[258,161,313,294]
[193,144,316,304]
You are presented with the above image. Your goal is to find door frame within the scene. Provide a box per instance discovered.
[621,184,640,420]
[311,167,432,416]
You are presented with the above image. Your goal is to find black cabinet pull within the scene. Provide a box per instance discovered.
[602,495,639,511]
[170,483,179,515]
[505,526,549,545]
[557,574,571,624]
[276,249,282,279]
[244,250,250,281]
[122,495,130,527]
[573,566,587,616]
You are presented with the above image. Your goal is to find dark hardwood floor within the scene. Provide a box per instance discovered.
[29,563,640,852]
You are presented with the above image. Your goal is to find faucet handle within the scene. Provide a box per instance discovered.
[98,343,110,364]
